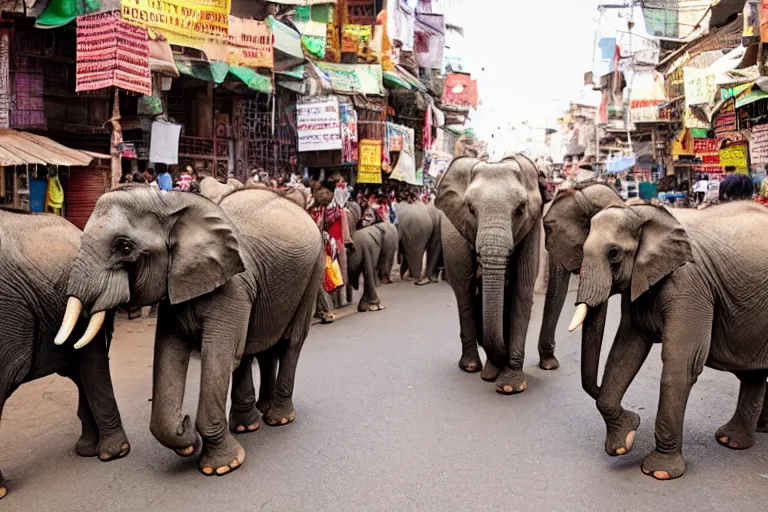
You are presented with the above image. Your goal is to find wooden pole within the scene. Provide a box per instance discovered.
[109,90,123,188]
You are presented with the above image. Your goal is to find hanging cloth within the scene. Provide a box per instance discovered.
[46,175,64,216]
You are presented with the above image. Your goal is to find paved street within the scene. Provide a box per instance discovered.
[1,280,767,511]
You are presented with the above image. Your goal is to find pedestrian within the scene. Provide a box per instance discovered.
[719,173,754,202]
[155,164,173,191]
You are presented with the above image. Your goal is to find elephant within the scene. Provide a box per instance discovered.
[347,220,398,312]
[199,176,244,204]
[0,208,128,500]
[55,185,324,477]
[394,201,442,285]
[566,201,768,480]
[539,181,626,376]
[435,153,547,394]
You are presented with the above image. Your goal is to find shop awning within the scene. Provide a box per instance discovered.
[36,0,119,28]
[227,66,273,94]
[267,15,306,71]
[174,56,272,92]
[384,66,428,92]
[383,70,412,90]
[736,89,768,108]
[0,130,96,167]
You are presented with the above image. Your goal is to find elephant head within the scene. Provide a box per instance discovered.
[542,181,625,273]
[568,205,694,386]
[55,186,244,349]
[435,154,547,367]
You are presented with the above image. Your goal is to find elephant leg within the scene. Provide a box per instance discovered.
[496,223,539,395]
[442,222,481,372]
[758,382,768,433]
[77,334,130,462]
[149,308,198,457]
[641,307,712,481]
[196,308,251,476]
[407,239,428,284]
[0,393,6,499]
[263,340,301,426]
[424,228,442,282]
[0,334,32,501]
[255,347,279,414]
[358,243,384,312]
[377,228,397,284]
[59,369,99,457]
[229,357,260,434]
[536,262,569,371]
[715,371,768,449]
[398,240,409,280]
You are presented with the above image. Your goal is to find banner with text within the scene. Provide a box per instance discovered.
[227,16,273,68]
[297,96,342,152]
[121,0,231,42]
[358,139,383,184]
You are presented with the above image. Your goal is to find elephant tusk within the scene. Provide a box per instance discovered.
[568,304,588,333]
[54,297,83,345]
[73,311,106,350]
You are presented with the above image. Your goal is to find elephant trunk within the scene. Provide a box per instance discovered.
[480,255,508,368]
[580,302,608,400]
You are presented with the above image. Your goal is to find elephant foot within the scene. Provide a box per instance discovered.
[381,276,393,284]
[97,431,131,461]
[459,355,482,373]
[495,368,527,395]
[229,406,261,435]
[481,360,501,382]
[318,311,336,324]
[199,436,246,477]
[428,276,439,283]
[358,300,386,312]
[538,356,560,371]
[151,414,201,457]
[716,420,756,450]
[641,450,686,481]
[0,485,5,500]
[264,404,297,427]
[75,422,99,457]
[369,304,386,312]
[604,410,640,456]
[414,278,430,286]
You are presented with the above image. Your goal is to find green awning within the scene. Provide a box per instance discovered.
[228,66,273,93]
[383,70,412,90]
[175,56,229,84]
[736,90,768,109]
[395,65,428,92]
[277,65,306,80]
[36,0,117,28]
[267,15,305,70]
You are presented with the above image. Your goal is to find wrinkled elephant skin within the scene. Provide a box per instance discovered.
[58,186,324,478]
[394,202,443,284]
[347,222,398,312]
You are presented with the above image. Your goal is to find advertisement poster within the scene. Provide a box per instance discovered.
[358,139,382,184]
[315,62,384,95]
[340,102,358,164]
[297,97,342,152]
[683,67,717,106]
[121,0,231,41]
[719,143,749,174]
[227,17,273,68]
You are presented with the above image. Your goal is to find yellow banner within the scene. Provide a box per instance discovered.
[358,139,382,184]
[121,0,231,41]
[719,143,749,174]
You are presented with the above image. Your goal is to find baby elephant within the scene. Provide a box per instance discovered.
[347,222,398,312]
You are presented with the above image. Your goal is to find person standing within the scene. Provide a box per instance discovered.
[155,164,173,191]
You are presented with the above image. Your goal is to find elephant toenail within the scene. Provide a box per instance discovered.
[616,447,626,455]
[280,417,288,425]
[236,425,245,432]
[202,466,214,475]
[0,487,6,499]
[216,466,230,475]
[653,471,670,480]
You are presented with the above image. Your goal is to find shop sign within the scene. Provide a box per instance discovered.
[340,102,358,164]
[358,139,382,184]
[0,30,9,129]
[683,67,717,106]
[750,124,768,169]
[227,17,273,69]
[342,24,371,54]
[442,73,478,109]
[296,97,342,152]
[719,143,749,174]
[121,0,231,41]
[315,62,384,96]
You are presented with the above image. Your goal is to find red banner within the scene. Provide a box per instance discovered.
[442,73,478,109]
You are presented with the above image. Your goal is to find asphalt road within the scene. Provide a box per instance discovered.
[1,280,767,511]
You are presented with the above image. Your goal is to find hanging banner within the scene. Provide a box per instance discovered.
[297,96,342,152]
[413,12,444,69]
[442,73,478,109]
[387,124,420,185]
[76,11,152,96]
[751,124,768,170]
[315,62,384,95]
[683,67,717,106]
[340,102,358,164]
[0,31,9,129]
[227,17,274,68]
[719,143,749,174]
[358,139,382,184]
[120,0,230,41]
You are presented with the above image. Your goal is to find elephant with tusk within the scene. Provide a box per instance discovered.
[565,201,768,480]
[0,208,128,500]
[56,185,324,477]
[435,152,549,394]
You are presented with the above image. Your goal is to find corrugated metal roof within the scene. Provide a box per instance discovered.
[0,130,95,167]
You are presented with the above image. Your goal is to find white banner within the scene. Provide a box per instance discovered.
[297,96,342,152]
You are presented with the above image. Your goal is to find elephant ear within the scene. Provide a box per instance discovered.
[163,192,245,304]
[434,156,480,243]
[630,206,694,301]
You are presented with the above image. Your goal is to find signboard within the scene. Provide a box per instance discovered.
[342,24,371,54]
[683,67,717,106]
[121,0,231,41]
[442,73,478,109]
[358,139,382,184]
[0,31,9,129]
[315,62,384,95]
[297,97,342,152]
[719,143,749,174]
[751,123,768,170]
[227,17,273,68]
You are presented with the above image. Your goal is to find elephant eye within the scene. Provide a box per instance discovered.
[607,246,621,262]
[467,204,476,216]
[515,204,525,217]
[115,240,134,256]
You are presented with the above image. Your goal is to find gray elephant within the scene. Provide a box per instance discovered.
[56,185,323,477]
[435,153,547,394]
[394,201,442,285]
[566,201,768,480]
[539,181,626,375]
[347,220,398,312]
[0,209,128,500]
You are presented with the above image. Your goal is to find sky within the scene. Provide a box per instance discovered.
[438,0,602,157]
